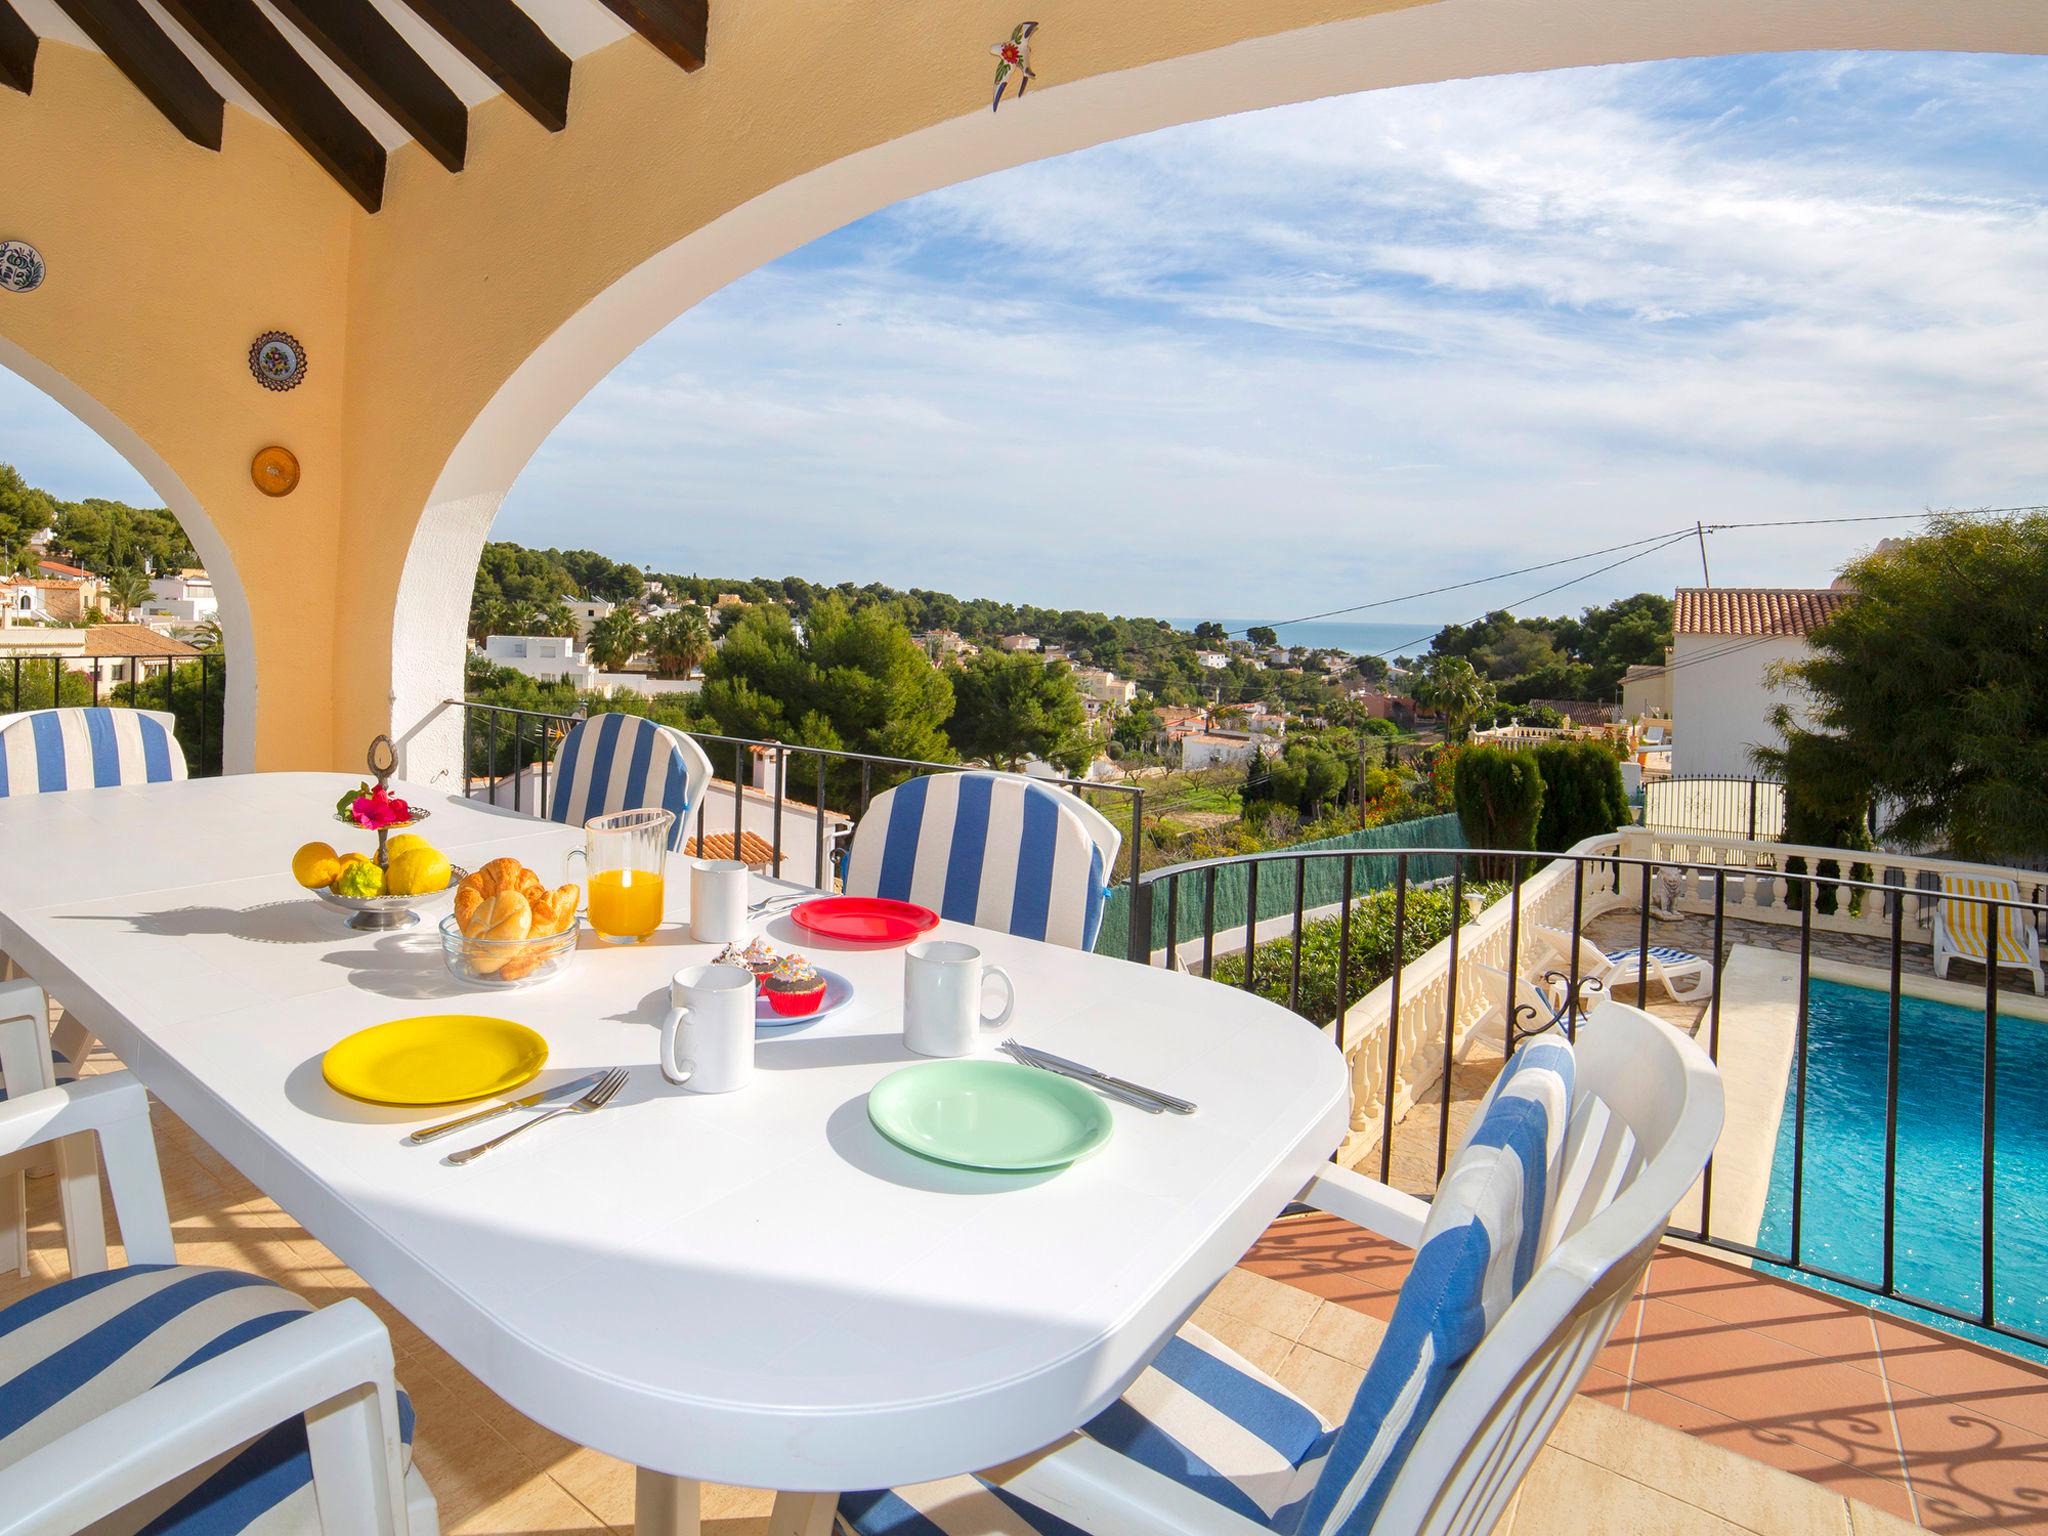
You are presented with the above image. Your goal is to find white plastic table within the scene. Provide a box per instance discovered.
[0,774,1350,1532]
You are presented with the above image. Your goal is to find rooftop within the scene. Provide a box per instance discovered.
[81,623,202,658]
[1673,587,1852,638]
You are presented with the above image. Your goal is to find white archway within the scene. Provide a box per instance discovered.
[0,339,257,774]
[391,0,2048,779]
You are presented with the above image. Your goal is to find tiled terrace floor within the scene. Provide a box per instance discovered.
[11,1012,2045,1534]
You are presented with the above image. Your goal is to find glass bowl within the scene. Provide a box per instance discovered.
[439,912,580,989]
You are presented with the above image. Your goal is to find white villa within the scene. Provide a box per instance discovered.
[140,568,218,624]
[1665,586,1849,778]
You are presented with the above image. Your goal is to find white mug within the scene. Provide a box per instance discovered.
[659,964,756,1092]
[689,858,749,944]
[903,940,1016,1058]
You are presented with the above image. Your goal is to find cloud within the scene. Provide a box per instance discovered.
[4,51,2042,629]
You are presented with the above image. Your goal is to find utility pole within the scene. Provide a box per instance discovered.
[1695,521,1712,587]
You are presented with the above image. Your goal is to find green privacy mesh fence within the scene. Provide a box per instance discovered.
[1093,811,1467,957]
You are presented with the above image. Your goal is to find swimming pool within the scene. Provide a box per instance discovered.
[1755,977,2048,1361]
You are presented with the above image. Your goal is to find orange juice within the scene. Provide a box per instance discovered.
[588,869,664,942]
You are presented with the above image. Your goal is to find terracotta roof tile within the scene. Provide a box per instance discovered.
[1672,587,1850,638]
[81,624,201,658]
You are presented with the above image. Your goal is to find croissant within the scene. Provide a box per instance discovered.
[527,884,582,937]
[460,890,532,974]
[453,882,486,930]
[474,857,528,894]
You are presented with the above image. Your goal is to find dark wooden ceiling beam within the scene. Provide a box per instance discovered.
[264,0,466,171]
[592,0,702,72]
[155,0,387,210]
[48,0,224,148]
[396,0,568,131]
[0,0,38,93]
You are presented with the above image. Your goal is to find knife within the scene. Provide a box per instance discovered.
[1004,1042,1196,1115]
[406,1072,607,1145]
[998,1042,1164,1114]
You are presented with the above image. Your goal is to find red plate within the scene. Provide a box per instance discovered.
[791,896,939,945]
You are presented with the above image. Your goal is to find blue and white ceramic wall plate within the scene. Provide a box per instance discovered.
[0,241,45,294]
[249,330,309,391]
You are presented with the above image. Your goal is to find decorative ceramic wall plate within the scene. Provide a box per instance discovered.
[249,330,308,391]
[251,445,301,497]
[0,241,45,294]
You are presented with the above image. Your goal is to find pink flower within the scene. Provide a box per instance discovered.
[349,786,413,830]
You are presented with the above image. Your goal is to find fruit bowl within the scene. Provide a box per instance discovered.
[439,913,580,989]
[314,864,467,932]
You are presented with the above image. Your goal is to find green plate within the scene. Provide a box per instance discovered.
[867,1059,1115,1172]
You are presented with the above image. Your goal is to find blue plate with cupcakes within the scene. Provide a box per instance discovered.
[716,941,855,1030]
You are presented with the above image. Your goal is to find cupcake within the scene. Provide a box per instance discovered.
[763,954,826,1017]
[714,938,780,988]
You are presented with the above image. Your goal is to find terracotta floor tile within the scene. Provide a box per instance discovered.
[1594,1285,1646,1379]
[1578,1365,1633,1407]
[1886,1388,2048,1535]
[1685,1423,1919,1528]
[1652,1254,1890,1369]
[1874,1319,2048,1441]
[1273,1343,1365,1426]
[1237,1211,1412,1303]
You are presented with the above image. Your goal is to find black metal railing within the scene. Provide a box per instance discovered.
[1124,841,2048,1357]
[1640,774,1785,840]
[451,695,2046,1357]
[452,698,1145,892]
[5,653,226,777]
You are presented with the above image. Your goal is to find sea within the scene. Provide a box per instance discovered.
[1161,618,1449,659]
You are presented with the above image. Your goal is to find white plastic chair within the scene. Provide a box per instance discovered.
[0,1072,438,1535]
[1933,874,2045,995]
[830,1003,1722,1536]
[0,977,103,1279]
[546,713,713,851]
[1532,924,1714,1003]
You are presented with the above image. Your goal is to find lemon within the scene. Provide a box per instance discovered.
[386,832,429,859]
[333,860,387,899]
[337,851,371,870]
[386,846,451,897]
[292,841,342,889]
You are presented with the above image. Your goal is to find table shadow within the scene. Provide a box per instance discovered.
[320,935,475,1001]
[755,1028,913,1071]
[821,1095,1059,1194]
[60,900,337,945]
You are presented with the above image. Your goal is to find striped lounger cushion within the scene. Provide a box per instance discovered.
[0,1265,415,1534]
[836,1323,1334,1535]
[1604,945,1701,969]
[844,774,1108,950]
[0,710,186,797]
[1940,880,2032,964]
[547,713,696,849]
[838,1041,1576,1536]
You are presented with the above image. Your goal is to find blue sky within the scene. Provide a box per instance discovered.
[5,50,2045,626]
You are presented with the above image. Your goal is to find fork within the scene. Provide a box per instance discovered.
[447,1068,630,1165]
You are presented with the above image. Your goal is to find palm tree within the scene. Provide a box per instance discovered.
[536,599,579,639]
[587,607,644,671]
[647,605,712,680]
[1413,654,1492,743]
[106,563,152,619]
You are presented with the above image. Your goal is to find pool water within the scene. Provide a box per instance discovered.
[1755,978,2048,1361]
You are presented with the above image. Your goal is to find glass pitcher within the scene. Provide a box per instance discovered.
[567,807,674,945]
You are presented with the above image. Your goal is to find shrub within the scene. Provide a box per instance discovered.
[1532,739,1630,851]
[1452,745,1544,874]
[1212,880,1505,1023]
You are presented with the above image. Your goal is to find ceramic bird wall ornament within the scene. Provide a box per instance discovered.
[990,22,1038,111]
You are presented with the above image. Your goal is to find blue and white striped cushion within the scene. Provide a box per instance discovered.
[1294,1036,1576,1536]
[548,713,696,850]
[836,1324,1330,1536]
[845,774,1108,950]
[1605,946,1701,966]
[0,1264,414,1535]
[0,709,186,797]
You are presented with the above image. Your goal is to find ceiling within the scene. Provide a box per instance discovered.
[0,0,704,211]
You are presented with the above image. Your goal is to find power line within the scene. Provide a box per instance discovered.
[1358,530,1703,663]
[1239,502,2042,643]
[1228,527,1696,639]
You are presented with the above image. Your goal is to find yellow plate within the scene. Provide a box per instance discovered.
[321,1015,547,1106]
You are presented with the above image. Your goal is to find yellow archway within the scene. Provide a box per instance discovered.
[2,0,2042,773]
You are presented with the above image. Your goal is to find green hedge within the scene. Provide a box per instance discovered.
[1213,880,1506,1023]
[1093,811,1466,957]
